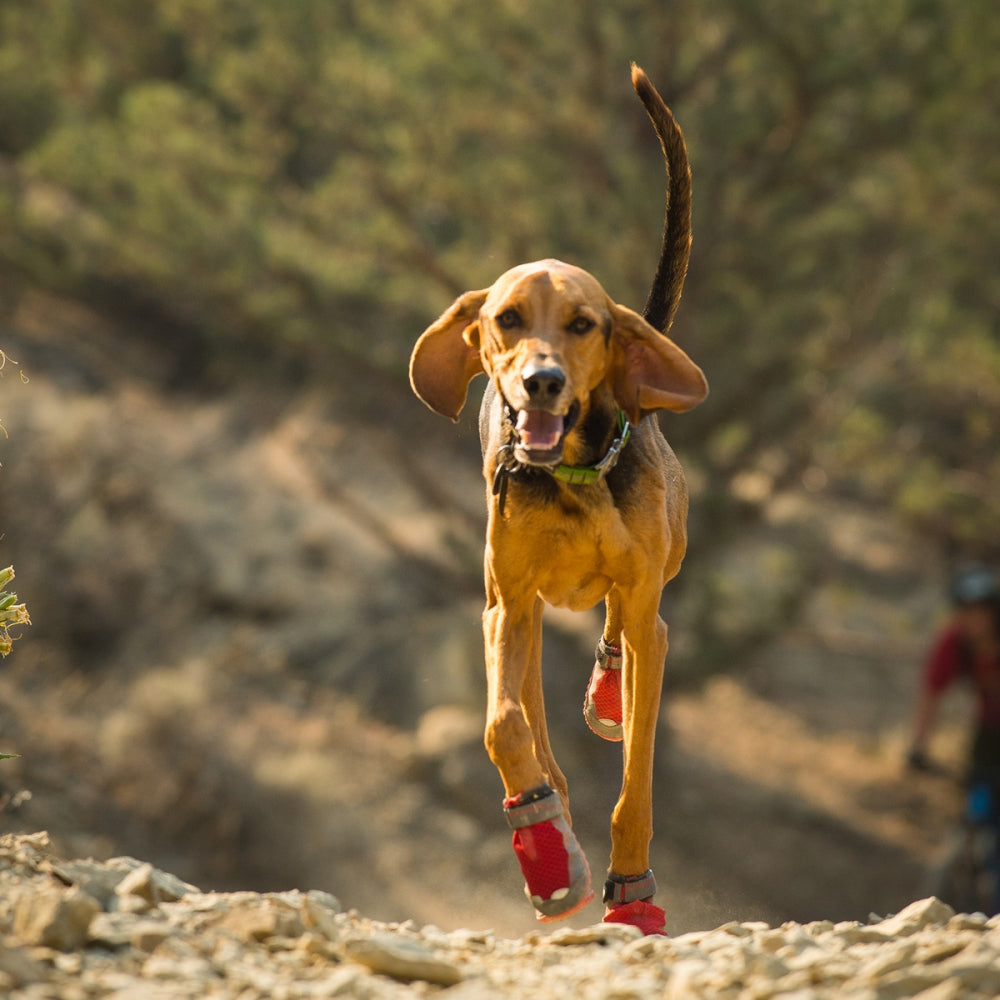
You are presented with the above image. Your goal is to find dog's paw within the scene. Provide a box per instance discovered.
[584,638,623,741]
[604,899,668,936]
[503,786,594,922]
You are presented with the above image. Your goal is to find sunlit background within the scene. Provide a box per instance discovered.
[1,0,997,935]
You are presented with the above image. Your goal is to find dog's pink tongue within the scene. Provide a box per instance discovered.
[517,410,564,449]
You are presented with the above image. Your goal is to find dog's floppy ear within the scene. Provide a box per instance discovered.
[609,302,708,424]
[410,290,488,421]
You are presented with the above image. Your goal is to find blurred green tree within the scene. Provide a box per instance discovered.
[0,0,996,580]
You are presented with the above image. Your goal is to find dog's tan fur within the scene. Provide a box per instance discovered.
[410,66,707,897]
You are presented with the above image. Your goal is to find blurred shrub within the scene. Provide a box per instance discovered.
[0,0,996,559]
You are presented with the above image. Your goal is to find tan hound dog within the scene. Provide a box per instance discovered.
[410,65,707,935]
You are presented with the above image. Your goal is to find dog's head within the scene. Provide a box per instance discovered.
[410,259,707,466]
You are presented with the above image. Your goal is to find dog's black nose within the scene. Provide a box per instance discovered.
[522,364,566,402]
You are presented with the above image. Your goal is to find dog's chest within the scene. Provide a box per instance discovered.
[494,493,639,611]
[536,560,615,612]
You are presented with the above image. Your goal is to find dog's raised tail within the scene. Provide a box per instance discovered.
[631,63,692,337]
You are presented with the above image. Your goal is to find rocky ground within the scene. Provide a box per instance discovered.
[2,832,999,1000]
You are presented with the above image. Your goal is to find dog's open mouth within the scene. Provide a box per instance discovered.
[511,401,580,465]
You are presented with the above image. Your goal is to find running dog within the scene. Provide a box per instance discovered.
[409,65,707,935]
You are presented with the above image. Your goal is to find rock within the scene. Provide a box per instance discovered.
[114,860,198,905]
[876,968,950,999]
[49,856,199,909]
[948,912,989,931]
[301,889,345,941]
[13,886,100,950]
[342,932,464,986]
[50,859,132,907]
[543,922,644,946]
[856,938,917,979]
[89,911,171,951]
[303,888,343,915]
[1,830,52,865]
[214,896,306,943]
[315,965,372,998]
[141,950,216,981]
[939,940,1000,994]
[131,922,172,952]
[875,897,955,937]
[0,946,48,990]
[830,920,891,945]
[908,981,967,1000]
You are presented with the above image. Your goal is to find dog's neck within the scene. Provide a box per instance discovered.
[493,390,630,513]
[560,388,628,471]
[549,407,631,486]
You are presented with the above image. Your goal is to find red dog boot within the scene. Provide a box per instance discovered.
[583,637,623,741]
[503,785,594,922]
[603,869,667,936]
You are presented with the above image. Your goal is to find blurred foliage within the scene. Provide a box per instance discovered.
[0,0,997,561]
[0,564,30,656]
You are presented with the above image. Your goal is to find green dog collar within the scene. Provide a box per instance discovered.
[548,410,631,485]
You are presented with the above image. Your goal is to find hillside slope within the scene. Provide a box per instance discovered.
[0,290,971,936]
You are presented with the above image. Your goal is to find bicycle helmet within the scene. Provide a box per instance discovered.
[948,564,1000,606]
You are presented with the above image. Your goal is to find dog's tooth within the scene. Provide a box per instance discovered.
[549,887,570,901]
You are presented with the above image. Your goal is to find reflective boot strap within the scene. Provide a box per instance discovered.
[603,868,657,905]
[503,784,562,829]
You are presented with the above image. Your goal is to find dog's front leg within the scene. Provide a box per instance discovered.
[482,586,570,814]
[482,581,548,796]
[482,569,595,922]
[612,614,666,869]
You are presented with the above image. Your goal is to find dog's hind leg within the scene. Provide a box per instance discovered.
[603,595,669,935]
[584,594,625,741]
[601,592,624,650]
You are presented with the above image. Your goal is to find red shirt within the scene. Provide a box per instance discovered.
[925,624,1000,728]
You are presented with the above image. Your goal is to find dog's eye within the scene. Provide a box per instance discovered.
[568,316,595,335]
[496,308,522,330]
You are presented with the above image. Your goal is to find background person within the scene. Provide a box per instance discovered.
[908,564,1000,780]
[908,564,1000,912]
